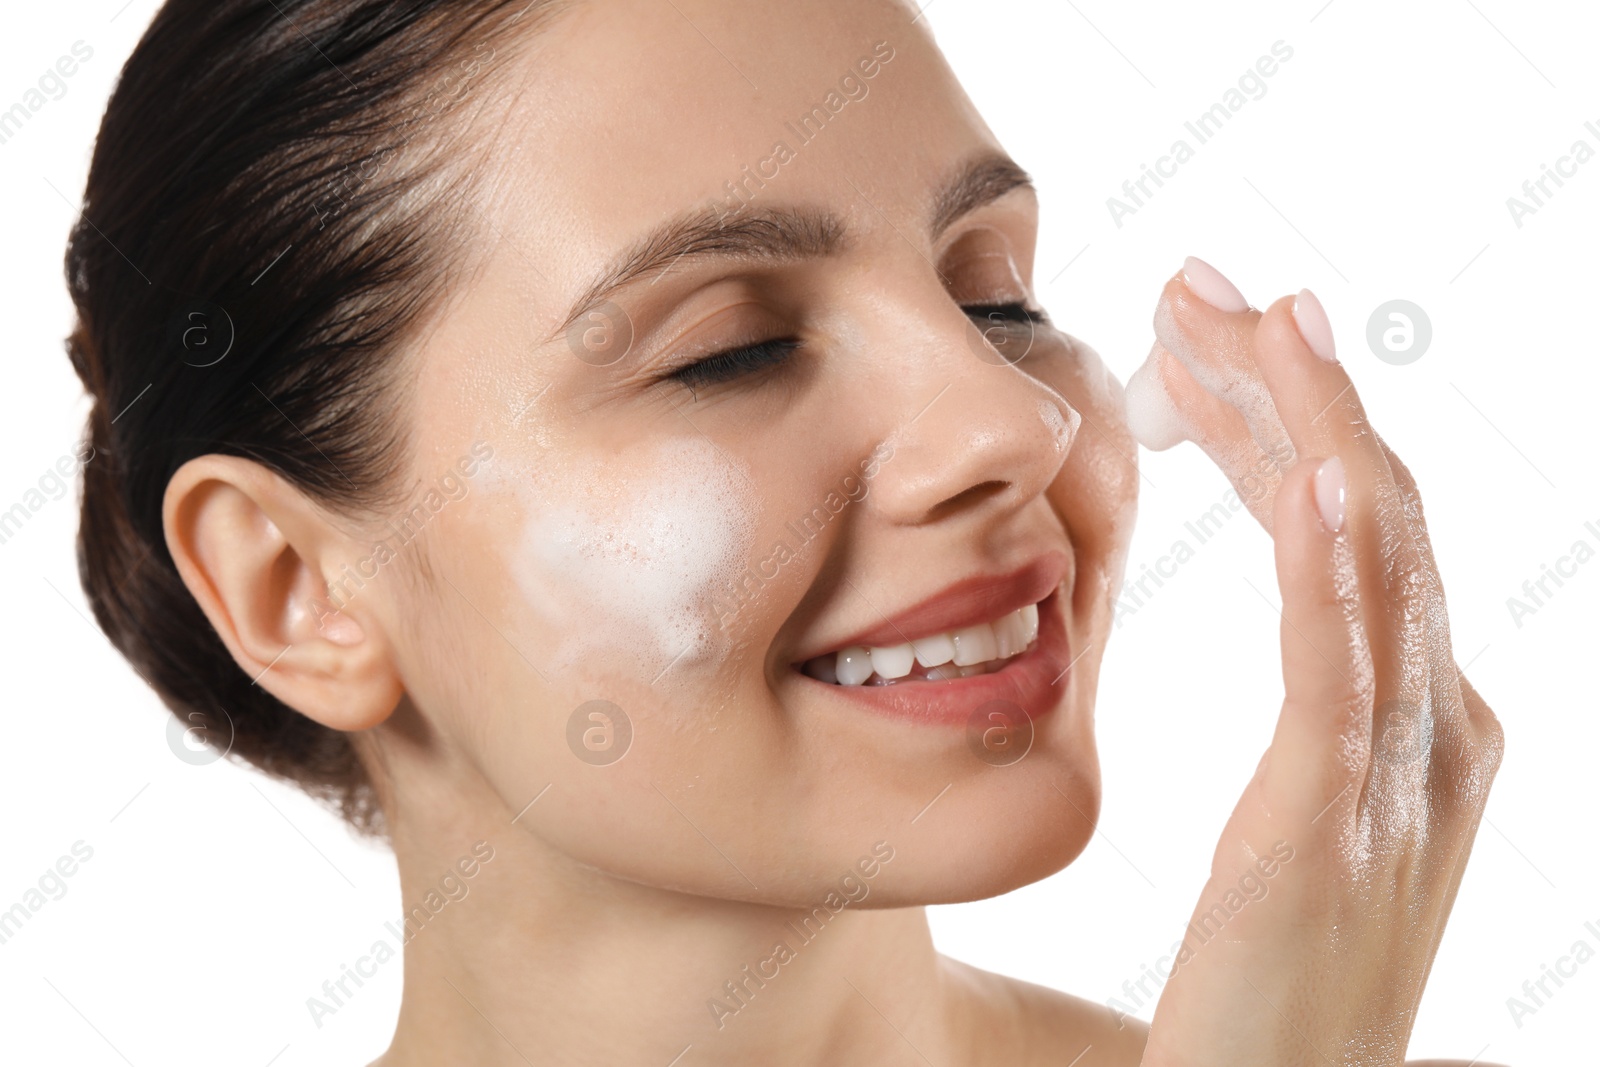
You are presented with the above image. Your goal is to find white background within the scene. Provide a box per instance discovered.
[2,1,1595,1064]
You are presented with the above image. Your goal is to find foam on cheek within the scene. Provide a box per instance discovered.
[1039,399,1078,456]
[515,437,756,678]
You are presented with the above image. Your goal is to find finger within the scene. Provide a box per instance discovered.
[1381,440,1507,778]
[1375,436,1483,769]
[1377,436,1449,618]
[1259,455,1375,828]
[1154,270,1300,480]
[1246,293,1418,585]
[1245,294,1430,726]
[1247,299,1495,848]
[1455,671,1505,766]
[1125,341,1283,528]
[1361,438,1470,783]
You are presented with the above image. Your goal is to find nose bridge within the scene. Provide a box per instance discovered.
[861,295,1079,527]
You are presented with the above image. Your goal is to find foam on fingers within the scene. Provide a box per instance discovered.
[1156,288,1298,470]
[1123,345,1191,452]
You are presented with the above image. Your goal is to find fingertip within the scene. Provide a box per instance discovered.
[1252,294,1304,360]
[1179,256,1250,313]
[1267,458,1372,805]
[1292,289,1339,364]
[1155,272,1255,355]
[1313,456,1347,534]
[1154,273,1199,343]
[1271,458,1350,613]
[1271,457,1326,547]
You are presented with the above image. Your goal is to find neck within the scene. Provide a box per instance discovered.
[367,756,977,1066]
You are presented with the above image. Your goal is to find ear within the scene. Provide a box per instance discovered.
[162,455,405,732]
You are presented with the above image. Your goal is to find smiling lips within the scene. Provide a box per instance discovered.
[791,553,1074,726]
[801,603,1040,685]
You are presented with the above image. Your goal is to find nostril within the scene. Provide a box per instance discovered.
[926,479,1009,522]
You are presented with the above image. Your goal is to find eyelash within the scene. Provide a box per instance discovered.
[669,337,803,392]
[666,302,1048,392]
[964,302,1048,327]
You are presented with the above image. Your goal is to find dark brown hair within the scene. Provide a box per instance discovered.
[63,0,556,836]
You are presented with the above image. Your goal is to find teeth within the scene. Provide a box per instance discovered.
[806,602,1046,687]
[910,633,955,668]
[868,643,916,680]
[951,622,998,666]
[993,609,1027,658]
[835,646,874,686]
[803,653,838,684]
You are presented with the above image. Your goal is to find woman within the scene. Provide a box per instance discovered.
[63,0,1505,1062]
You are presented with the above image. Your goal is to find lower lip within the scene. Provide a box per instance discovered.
[793,589,1071,727]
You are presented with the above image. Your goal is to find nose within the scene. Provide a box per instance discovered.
[867,312,1080,528]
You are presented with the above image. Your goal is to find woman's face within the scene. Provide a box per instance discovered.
[377,0,1137,905]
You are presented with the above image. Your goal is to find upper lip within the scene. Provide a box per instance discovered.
[792,551,1069,661]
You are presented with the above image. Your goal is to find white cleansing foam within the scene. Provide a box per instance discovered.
[513,435,757,681]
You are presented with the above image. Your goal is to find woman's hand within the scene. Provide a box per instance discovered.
[1131,263,1506,1067]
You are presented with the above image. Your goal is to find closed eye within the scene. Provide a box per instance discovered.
[666,302,1047,396]
[961,301,1047,325]
[667,337,801,394]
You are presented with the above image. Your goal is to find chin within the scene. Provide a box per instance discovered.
[867,747,1103,907]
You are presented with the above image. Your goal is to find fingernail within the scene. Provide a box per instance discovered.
[1313,457,1346,533]
[1180,256,1249,313]
[1293,289,1338,364]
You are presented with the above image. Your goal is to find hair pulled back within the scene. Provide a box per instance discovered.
[64,0,555,836]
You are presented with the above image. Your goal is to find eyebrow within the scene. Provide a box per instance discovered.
[553,152,1036,340]
[929,154,1035,241]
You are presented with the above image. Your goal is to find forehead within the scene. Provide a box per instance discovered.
[477,0,1002,300]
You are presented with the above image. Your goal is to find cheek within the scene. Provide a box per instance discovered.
[1036,335,1137,510]
[1035,335,1139,594]
[1068,336,1136,462]
[501,435,759,682]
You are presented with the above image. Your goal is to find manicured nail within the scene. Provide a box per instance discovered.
[1181,256,1249,313]
[1313,456,1346,533]
[1293,289,1338,364]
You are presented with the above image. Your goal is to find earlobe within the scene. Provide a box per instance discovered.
[162,455,405,733]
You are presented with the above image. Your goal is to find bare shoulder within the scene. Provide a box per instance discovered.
[939,955,1148,1067]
